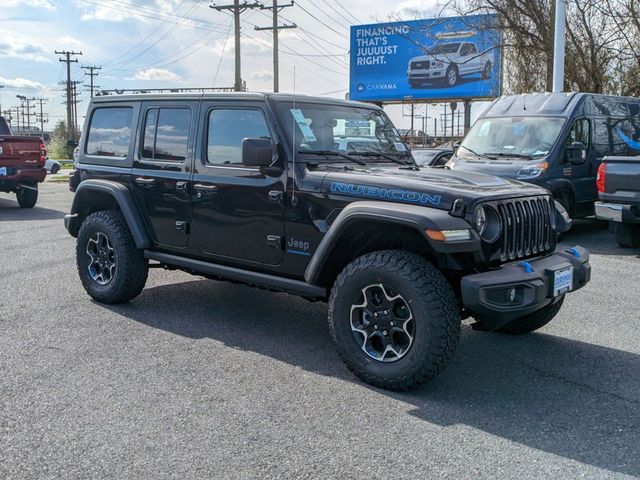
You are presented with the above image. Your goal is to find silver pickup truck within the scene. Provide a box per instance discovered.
[595,156,640,247]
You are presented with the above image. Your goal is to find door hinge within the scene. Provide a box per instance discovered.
[176,221,190,234]
[268,190,284,205]
[266,235,283,249]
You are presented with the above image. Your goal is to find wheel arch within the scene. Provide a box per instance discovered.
[66,179,151,249]
[305,201,478,287]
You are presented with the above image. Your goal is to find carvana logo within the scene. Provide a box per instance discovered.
[330,181,441,206]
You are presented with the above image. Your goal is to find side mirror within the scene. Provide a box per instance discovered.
[242,137,276,167]
[453,141,461,155]
[566,141,586,164]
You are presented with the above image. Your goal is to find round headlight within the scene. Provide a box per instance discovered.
[473,205,501,243]
[473,206,487,235]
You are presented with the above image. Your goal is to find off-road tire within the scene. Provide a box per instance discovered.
[615,223,640,248]
[76,210,148,304]
[16,185,38,208]
[497,296,565,335]
[328,250,461,391]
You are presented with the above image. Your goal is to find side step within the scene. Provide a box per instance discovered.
[144,250,327,299]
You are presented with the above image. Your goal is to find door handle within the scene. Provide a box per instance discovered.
[135,177,156,187]
[176,181,189,192]
[193,183,218,197]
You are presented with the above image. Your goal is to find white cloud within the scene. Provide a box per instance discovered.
[0,30,51,63]
[58,35,84,49]
[4,0,55,11]
[0,76,46,91]
[252,70,273,82]
[128,68,182,82]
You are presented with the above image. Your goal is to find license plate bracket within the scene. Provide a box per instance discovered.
[553,266,573,297]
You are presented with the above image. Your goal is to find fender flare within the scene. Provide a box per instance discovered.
[304,201,477,284]
[66,179,151,249]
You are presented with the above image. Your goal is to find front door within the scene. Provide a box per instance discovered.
[131,102,197,248]
[190,103,285,266]
[563,117,595,211]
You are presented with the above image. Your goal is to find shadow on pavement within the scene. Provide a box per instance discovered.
[105,279,640,477]
[560,218,640,257]
[0,197,66,221]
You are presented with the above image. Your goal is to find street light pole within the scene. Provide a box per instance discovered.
[552,0,567,92]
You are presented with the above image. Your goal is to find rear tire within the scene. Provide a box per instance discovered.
[76,210,148,304]
[16,185,38,208]
[51,163,60,174]
[328,250,461,391]
[615,223,640,248]
[497,296,564,335]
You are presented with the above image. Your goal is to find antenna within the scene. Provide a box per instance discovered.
[291,65,298,206]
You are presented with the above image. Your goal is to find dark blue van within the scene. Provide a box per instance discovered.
[447,92,640,218]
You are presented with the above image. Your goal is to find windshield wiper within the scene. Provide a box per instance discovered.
[484,152,533,160]
[297,149,367,166]
[459,145,497,160]
[348,151,413,165]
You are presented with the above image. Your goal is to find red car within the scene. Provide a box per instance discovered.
[0,116,47,208]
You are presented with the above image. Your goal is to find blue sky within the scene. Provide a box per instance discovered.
[1,0,481,132]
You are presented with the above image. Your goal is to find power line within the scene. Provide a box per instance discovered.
[255,1,296,92]
[294,1,344,36]
[210,1,263,92]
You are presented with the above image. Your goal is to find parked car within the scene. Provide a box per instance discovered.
[595,156,640,247]
[0,116,47,208]
[447,92,640,219]
[45,157,61,174]
[64,92,590,391]
[412,148,454,167]
[407,41,493,88]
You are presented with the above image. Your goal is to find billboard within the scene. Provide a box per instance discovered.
[349,15,501,103]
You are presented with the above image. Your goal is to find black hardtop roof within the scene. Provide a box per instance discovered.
[481,92,640,118]
[90,91,379,109]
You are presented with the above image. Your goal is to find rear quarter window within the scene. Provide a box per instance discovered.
[86,107,133,158]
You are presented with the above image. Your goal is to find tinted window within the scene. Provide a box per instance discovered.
[567,118,590,147]
[141,108,190,161]
[207,109,270,165]
[86,107,133,157]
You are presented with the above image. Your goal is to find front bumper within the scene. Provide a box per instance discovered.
[595,201,640,224]
[407,71,444,80]
[461,245,591,329]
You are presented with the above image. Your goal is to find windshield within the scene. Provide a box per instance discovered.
[274,101,410,160]
[426,43,460,55]
[458,117,565,159]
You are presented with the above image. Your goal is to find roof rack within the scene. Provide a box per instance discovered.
[95,86,243,96]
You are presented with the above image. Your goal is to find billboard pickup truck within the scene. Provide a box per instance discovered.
[595,156,640,247]
[407,41,493,88]
[0,116,47,208]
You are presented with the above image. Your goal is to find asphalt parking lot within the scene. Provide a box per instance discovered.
[1,182,639,479]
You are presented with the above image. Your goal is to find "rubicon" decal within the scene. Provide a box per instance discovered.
[330,181,441,206]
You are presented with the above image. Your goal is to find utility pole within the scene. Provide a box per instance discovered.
[255,1,296,92]
[35,98,48,134]
[82,65,101,98]
[210,1,262,92]
[16,96,36,134]
[55,50,82,141]
[14,106,20,134]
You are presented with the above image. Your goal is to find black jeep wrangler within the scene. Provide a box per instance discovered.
[65,92,591,390]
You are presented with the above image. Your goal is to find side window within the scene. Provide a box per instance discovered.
[467,43,477,54]
[140,107,190,161]
[460,44,470,56]
[207,109,271,166]
[567,118,590,148]
[86,107,133,157]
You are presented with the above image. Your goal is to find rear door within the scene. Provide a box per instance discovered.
[131,101,196,248]
[190,101,285,266]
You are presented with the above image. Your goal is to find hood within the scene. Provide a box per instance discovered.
[306,164,548,212]
[409,55,447,65]
[448,156,546,180]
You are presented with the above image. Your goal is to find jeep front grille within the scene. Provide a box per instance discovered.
[496,197,554,262]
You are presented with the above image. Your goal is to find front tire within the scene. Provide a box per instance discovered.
[16,185,38,208]
[328,251,461,391]
[444,65,459,87]
[497,296,564,335]
[76,210,148,304]
[51,163,60,174]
